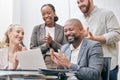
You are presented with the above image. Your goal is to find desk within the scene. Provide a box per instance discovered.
[0,70,58,80]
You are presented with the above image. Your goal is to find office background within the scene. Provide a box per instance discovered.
[0,0,120,46]
[0,0,120,69]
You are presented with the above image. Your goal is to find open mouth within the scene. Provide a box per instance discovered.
[68,36,74,41]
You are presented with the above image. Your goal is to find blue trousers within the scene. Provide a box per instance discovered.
[109,65,119,80]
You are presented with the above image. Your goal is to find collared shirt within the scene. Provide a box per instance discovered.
[68,41,82,80]
[70,41,82,64]
[82,6,120,69]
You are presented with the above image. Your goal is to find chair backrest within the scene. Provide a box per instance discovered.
[101,57,111,80]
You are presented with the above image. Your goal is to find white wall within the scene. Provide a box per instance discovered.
[13,0,21,24]
[0,0,13,41]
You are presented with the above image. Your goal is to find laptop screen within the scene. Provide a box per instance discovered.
[17,48,47,70]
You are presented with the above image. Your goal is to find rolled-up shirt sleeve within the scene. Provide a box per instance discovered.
[103,11,120,45]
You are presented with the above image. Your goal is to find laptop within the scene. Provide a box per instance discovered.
[17,48,47,70]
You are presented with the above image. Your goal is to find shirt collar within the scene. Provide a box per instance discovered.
[70,40,83,51]
[84,6,98,18]
[90,6,98,16]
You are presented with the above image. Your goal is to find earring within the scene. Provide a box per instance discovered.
[54,16,58,22]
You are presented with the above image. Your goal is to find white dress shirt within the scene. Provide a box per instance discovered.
[68,41,82,80]
[45,26,55,40]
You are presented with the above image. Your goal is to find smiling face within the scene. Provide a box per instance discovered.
[77,0,91,14]
[8,26,24,45]
[41,5,55,27]
[64,19,83,44]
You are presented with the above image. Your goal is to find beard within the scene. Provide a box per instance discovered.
[80,0,91,13]
[66,34,80,44]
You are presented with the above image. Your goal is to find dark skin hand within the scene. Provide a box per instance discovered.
[50,49,71,69]
[44,33,53,47]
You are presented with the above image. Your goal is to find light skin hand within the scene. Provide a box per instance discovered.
[13,54,19,69]
[84,27,106,43]
[22,47,28,51]
[84,27,95,40]
[83,27,93,39]
[86,31,95,40]
[83,27,89,37]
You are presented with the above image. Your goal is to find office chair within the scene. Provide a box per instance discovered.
[101,57,111,80]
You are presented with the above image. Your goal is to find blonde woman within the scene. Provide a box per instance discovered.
[0,24,27,69]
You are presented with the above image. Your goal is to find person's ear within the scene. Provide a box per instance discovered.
[79,28,84,35]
